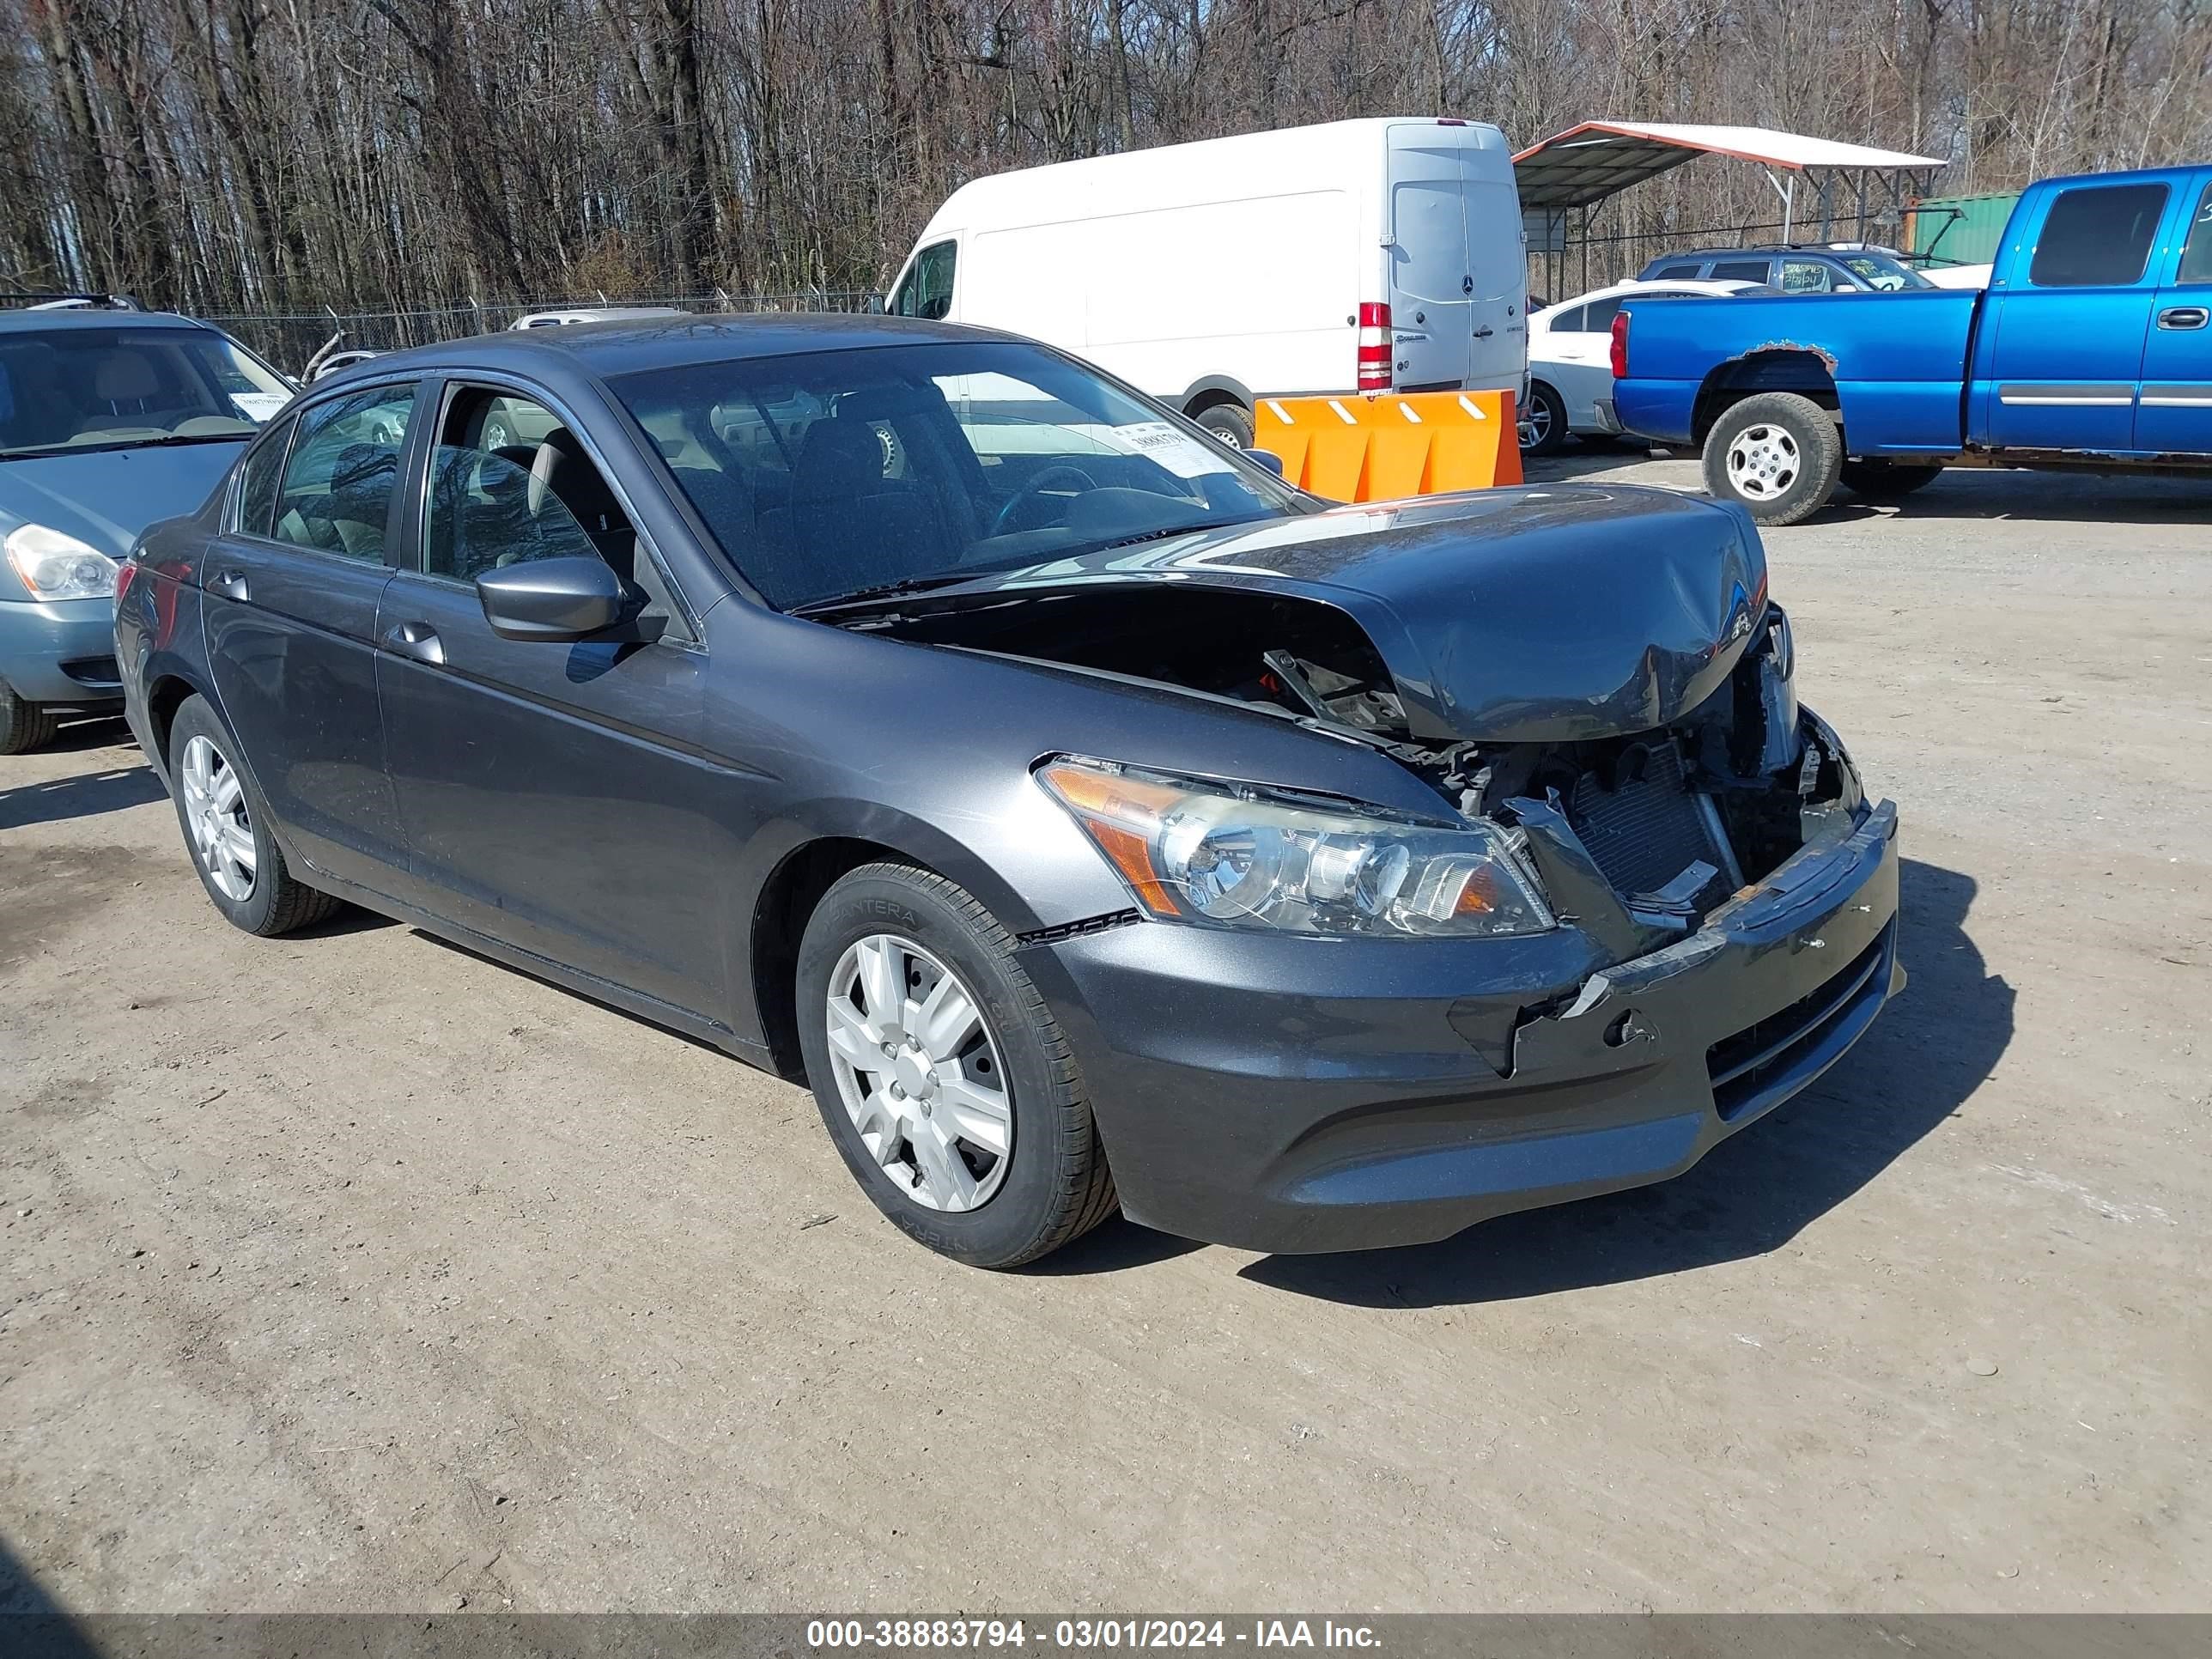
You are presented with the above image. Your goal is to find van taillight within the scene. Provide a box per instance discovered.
[1609,310,1631,380]
[1358,302,1392,391]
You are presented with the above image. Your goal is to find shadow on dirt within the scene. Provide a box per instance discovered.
[0,760,167,831]
[1239,857,2011,1309]
[0,1534,97,1658]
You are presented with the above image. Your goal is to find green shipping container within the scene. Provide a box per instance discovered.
[1906,192,2019,268]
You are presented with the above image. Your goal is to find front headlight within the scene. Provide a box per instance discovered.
[6,525,118,602]
[1038,757,1554,939]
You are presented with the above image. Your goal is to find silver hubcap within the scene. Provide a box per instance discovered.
[1520,400,1553,448]
[824,934,1012,1212]
[1726,423,1800,499]
[179,734,256,902]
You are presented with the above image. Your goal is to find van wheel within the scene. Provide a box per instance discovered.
[1703,392,1843,526]
[1192,402,1254,449]
[796,863,1118,1267]
[1519,382,1569,456]
[1840,459,1944,501]
[0,683,63,755]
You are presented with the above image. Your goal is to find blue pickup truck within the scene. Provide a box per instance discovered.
[1612,167,2212,523]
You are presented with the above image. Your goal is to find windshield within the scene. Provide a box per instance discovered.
[1832,251,1933,291]
[0,325,292,459]
[610,341,1303,611]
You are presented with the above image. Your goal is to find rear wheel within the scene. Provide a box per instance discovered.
[1840,459,1944,501]
[1702,392,1843,526]
[1519,381,1569,456]
[1191,401,1254,449]
[796,863,1117,1267]
[0,683,62,756]
[168,695,341,937]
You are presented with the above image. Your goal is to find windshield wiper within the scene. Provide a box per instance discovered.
[0,431,252,462]
[790,572,984,615]
[1094,520,1237,553]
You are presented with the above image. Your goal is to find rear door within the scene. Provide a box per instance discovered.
[1982,178,2171,452]
[200,380,421,892]
[1384,124,1474,391]
[2135,173,2212,455]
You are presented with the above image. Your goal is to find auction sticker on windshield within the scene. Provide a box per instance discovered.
[1110,421,1235,478]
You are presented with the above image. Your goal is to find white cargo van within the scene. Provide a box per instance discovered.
[885,117,1527,447]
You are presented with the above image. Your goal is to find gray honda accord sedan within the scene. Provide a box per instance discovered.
[116,315,1902,1267]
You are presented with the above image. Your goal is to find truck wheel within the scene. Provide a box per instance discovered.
[1703,392,1843,526]
[1840,459,1944,501]
[1519,382,1569,457]
[0,683,63,755]
[1192,402,1254,449]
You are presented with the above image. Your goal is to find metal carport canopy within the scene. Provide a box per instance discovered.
[1512,122,1946,213]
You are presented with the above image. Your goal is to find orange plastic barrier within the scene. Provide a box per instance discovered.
[1254,390,1522,502]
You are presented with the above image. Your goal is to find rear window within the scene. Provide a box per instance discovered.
[2029,184,2169,288]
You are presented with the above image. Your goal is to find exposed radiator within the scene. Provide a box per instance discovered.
[1564,740,1731,902]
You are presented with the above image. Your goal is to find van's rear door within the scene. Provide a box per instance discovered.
[1385,125,1474,390]
[1385,123,1525,393]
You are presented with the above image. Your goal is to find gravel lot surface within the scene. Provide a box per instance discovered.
[3,457,2208,1613]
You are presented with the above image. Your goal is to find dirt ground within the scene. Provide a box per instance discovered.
[3,459,2208,1615]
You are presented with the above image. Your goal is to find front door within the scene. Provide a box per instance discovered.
[374,381,724,1018]
[200,380,420,891]
[2136,173,2212,456]
[1983,178,2170,453]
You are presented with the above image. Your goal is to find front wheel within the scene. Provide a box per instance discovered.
[1702,392,1844,526]
[1518,381,1569,456]
[1192,401,1254,449]
[795,863,1117,1267]
[1840,459,1944,501]
[0,683,62,755]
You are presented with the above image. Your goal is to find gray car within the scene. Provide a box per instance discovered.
[1,303,294,751]
[116,315,1902,1267]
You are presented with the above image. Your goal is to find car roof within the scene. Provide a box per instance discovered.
[0,307,213,335]
[1552,278,1758,307]
[337,313,1022,386]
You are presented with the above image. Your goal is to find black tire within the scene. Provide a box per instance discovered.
[0,683,63,756]
[1840,459,1945,501]
[1191,401,1255,449]
[167,695,342,937]
[1701,392,1844,526]
[1519,380,1570,457]
[796,862,1117,1267]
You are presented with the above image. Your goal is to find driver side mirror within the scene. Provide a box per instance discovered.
[476,556,625,641]
[1248,447,1285,477]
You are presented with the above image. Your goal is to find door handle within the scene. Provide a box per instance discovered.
[382,621,446,666]
[207,568,249,602]
[1474,325,1495,339]
[2158,306,2209,331]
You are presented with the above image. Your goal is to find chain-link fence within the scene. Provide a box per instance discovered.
[204,289,876,376]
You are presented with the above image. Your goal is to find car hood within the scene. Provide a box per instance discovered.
[903,484,1768,744]
[0,442,245,560]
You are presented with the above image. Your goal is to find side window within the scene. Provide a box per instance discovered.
[1711,259,1770,283]
[2029,184,2170,288]
[1654,264,1702,279]
[1547,304,1588,333]
[2176,182,2212,285]
[422,388,629,584]
[892,240,957,320]
[272,384,416,562]
[1579,296,1626,333]
[1778,259,1838,294]
[234,417,295,538]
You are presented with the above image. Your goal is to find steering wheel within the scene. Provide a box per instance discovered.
[990,464,1099,537]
